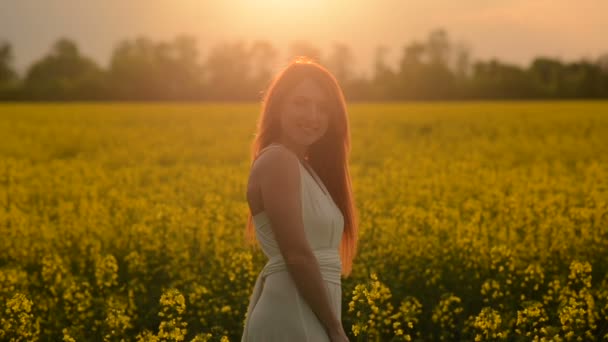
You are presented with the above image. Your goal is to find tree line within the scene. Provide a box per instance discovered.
[1,29,608,101]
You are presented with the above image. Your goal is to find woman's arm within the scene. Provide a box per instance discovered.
[256,147,343,336]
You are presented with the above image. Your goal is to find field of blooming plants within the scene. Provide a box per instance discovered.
[0,101,607,341]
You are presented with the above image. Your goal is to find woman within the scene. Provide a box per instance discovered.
[241,56,358,342]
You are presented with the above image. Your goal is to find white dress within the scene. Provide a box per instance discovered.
[241,143,345,341]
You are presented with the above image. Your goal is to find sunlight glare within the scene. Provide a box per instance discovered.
[243,0,327,11]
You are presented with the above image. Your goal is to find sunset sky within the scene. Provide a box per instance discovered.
[1,0,607,78]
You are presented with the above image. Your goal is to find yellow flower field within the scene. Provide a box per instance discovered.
[0,101,607,341]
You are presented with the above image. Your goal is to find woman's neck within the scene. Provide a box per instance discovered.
[274,137,308,160]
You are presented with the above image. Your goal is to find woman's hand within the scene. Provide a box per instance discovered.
[328,326,350,342]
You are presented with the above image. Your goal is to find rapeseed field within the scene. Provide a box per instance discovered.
[0,101,607,341]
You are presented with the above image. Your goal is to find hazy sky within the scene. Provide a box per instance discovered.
[1,0,607,78]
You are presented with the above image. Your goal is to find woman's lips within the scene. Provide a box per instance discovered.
[298,123,319,135]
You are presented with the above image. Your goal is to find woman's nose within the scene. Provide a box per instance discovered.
[309,103,322,119]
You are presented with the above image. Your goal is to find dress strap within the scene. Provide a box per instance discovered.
[255,143,330,198]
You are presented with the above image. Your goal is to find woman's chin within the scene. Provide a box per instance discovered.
[298,136,319,146]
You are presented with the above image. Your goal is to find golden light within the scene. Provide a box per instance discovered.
[238,0,329,11]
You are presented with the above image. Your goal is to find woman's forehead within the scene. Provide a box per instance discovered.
[288,78,328,103]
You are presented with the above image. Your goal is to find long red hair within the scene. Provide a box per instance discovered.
[244,56,358,277]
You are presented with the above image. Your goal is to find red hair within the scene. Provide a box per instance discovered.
[244,56,358,277]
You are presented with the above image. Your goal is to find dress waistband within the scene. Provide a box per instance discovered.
[263,247,342,285]
[241,248,342,341]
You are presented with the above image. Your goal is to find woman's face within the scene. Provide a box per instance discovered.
[279,77,331,147]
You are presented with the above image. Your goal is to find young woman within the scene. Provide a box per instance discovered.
[241,57,358,342]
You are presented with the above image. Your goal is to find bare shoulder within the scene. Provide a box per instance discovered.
[247,145,300,212]
[251,145,300,182]
[251,145,309,259]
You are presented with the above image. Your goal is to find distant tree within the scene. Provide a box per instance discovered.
[204,40,258,100]
[344,73,372,101]
[371,45,397,100]
[598,53,608,97]
[108,35,204,100]
[402,41,425,65]
[396,42,453,99]
[249,40,279,99]
[424,29,457,99]
[561,60,605,98]
[23,38,106,100]
[530,57,608,98]
[374,45,392,76]
[426,28,450,67]
[528,57,564,97]
[0,41,17,84]
[449,41,473,98]
[452,41,472,79]
[324,42,355,86]
[393,28,459,100]
[397,42,425,99]
[0,41,19,99]
[109,36,161,100]
[6,29,608,101]
[0,42,20,100]
[470,59,532,98]
[597,53,608,73]
[169,34,206,99]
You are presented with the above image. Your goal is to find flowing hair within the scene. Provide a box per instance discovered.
[244,56,358,277]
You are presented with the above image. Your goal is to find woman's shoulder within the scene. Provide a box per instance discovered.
[248,145,301,204]
[252,144,299,175]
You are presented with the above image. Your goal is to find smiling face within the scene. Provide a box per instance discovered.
[278,77,331,149]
